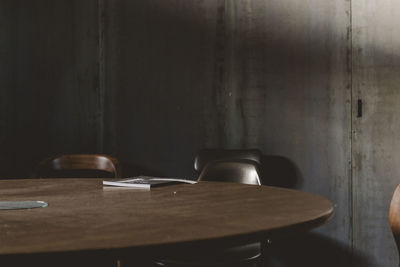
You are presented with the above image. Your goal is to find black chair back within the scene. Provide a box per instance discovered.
[194,149,262,173]
[198,159,262,185]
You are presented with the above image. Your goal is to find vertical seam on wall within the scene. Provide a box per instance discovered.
[349,0,354,258]
[98,0,105,153]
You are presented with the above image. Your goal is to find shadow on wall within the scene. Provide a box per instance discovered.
[267,232,374,267]
[258,155,375,267]
[260,155,302,189]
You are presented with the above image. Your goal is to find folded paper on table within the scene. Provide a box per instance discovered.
[103,176,197,189]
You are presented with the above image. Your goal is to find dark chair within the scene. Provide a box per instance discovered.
[155,159,263,267]
[31,154,121,178]
[198,159,261,185]
[194,149,262,173]
[390,183,400,267]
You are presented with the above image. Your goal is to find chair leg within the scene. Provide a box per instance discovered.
[256,239,272,267]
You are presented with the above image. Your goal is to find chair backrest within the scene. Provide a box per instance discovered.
[194,149,262,173]
[198,159,262,185]
[390,183,400,259]
[31,154,121,178]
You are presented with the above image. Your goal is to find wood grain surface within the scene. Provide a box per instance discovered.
[0,178,333,256]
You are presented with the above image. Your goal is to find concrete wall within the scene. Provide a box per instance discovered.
[352,0,400,266]
[0,0,101,177]
[0,0,399,266]
[103,1,352,265]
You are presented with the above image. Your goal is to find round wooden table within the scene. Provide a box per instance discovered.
[0,178,333,265]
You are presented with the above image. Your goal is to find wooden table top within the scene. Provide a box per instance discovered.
[0,178,333,256]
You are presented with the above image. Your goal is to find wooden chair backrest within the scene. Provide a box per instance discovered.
[32,154,121,178]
